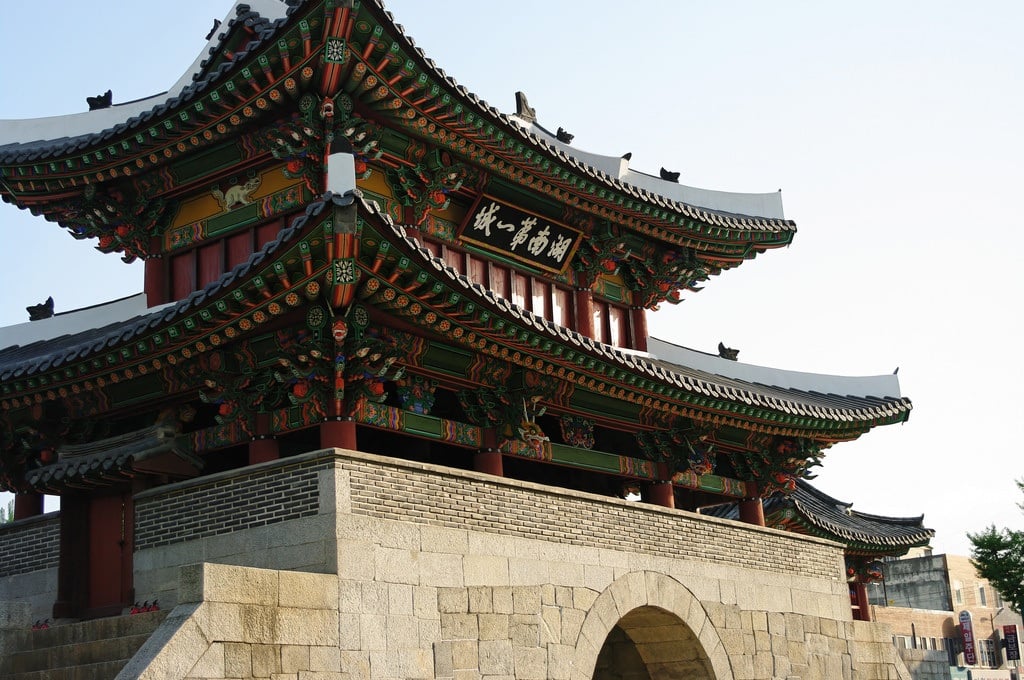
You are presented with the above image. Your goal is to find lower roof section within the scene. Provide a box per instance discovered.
[703,478,934,556]
[0,191,911,443]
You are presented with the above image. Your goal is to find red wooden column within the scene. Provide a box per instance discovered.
[474,429,503,476]
[249,437,280,464]
[644,481,675,509]
[248,414,279,464]
[402,206,422,242]
[13,492,44,520]
[321,417,357,450]
[737,481,766,526]
[143,255,168,307]
[852,583,872,621]
[574,288,594,339]
[53,493,88,619]
[630,306,648,352]
[738,498,766,526]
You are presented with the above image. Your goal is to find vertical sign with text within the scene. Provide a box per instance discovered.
[960,610,977,665]
[1005,624,1020,662]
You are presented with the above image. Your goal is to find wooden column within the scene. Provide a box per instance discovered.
[53,493,88,619]
[630,307,648,352]
[320,418,357,450]
[474,429,503,476]
[403,206,422,242]
[852,582,871,621]
[13,492,44,520]
[249,437,280,464]
[644,481,675,509]
[248,413,279,464]
[143,255,168,307]
[473,451,504,476]
[738,481,766,526]
[574,288,594,339]
[738,498,766,526]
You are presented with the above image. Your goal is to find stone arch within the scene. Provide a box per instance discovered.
[570,571,733,680]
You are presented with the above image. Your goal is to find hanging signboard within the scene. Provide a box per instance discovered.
[1005,624,1020,662]
[959,610,977,665]
[459,196,582,275]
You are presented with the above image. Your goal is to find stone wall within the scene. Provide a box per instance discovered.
[134,456,331,551]
[323,449,911,679]
[132,455,340,609]
[118,562,342,679]
[0,512,59,623]
[4,448,915,679]
[339,456,840,581]
[896,647,954,680]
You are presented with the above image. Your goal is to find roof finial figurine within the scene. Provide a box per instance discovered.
[660,167,680,183]
[621,152,632,161]
[205,18,222,41]
[555,127,574,144]
[717,342,739,361]
[86,90,112,111]
[514,91,536,123]
[27,296,54,321]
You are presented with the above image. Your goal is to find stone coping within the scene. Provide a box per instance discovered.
[0,510,59,534]
[133,446,843,552]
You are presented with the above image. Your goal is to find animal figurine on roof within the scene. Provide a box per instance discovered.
[717,342,739,361]
[514,91,537,123]
[205,18,222,41]
[86,90,112,111]
[660,167,680,183]
[556,127,574,144]
[26,297,54,321]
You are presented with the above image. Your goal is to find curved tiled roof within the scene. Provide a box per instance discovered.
[356,196,911,430]
[360,1,793,230]
[25,424,200,491]
[1,0,793,234]
[782,479,933,548]
[0,192,355,382]
[0,1,299,161]
[0,189,908,438]
[705,478,934,551]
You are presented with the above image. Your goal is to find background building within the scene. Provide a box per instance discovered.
[870,553,1023,680]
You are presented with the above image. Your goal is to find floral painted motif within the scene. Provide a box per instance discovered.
[560,415,595,450]
[397,375,438,415]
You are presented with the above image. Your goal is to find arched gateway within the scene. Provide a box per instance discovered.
[572,571,733,680]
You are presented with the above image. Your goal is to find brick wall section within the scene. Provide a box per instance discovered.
[0,513,59,578]
[134,457,332,551]
[339,456,842,581]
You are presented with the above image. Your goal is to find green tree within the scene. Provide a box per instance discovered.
[0,498,13,524]
[969,479,1024,615]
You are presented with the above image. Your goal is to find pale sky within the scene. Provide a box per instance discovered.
[1,1,1022,555]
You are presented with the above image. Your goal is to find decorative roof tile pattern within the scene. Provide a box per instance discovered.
[1,0,792,234]
[0,192,355,381]
[0,2,299,158]
[356,196,911,430]
[705,479,934,552]
[25,424,199,490]
[361,1,794,230]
